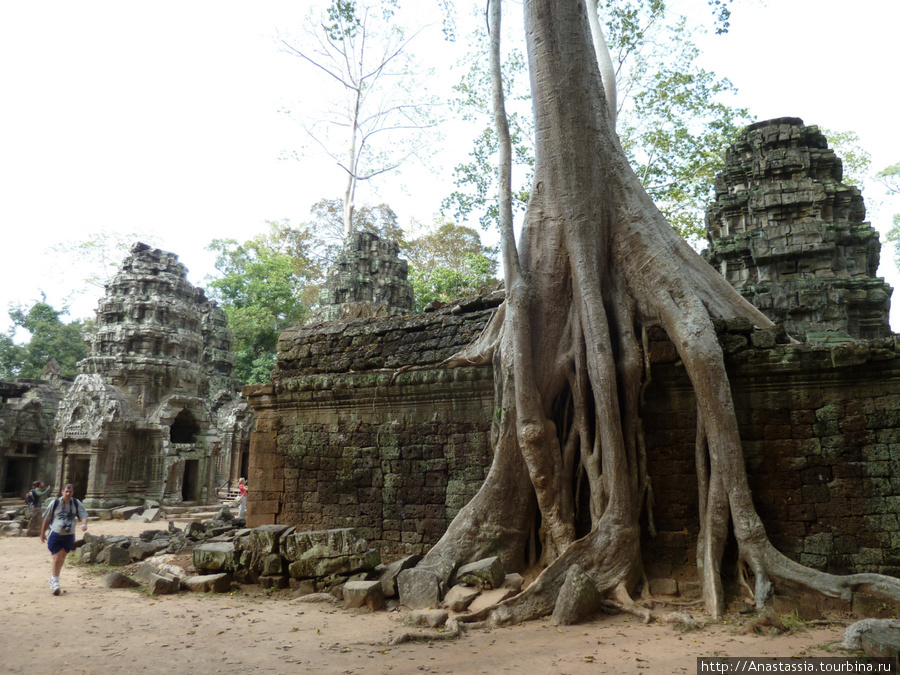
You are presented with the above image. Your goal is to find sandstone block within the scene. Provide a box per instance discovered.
[455,556,505,590]
[148,573,179,595]
[397,568,441,609]
[344,580,386,611]
[102,571,140,589]
[193,541,236,572]
[443,584,480,612]
[182,573,232,593]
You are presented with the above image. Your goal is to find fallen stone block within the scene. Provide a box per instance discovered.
[193,541,236,572]
[502,573,524,592]
[398,568,442,610]
[184,521,207,539]
[148,573,179,595]
[289,579,317,596]
[134,562,161,584]
[287,549,380,579]
[214,506,234,522]
[468,587,518,613]
[378,554,422,597]
[102,571,141,589]
[551,564,603,626]
[649,578,678,596]
[111,505,143,520]
[139,529,168,542]
[443,584,480,612]
[26,510,43,537]
[129,508,161,523]
[98,546,132,566]
[281,528,369,561]
[0,522,23,536]
[182,573,232,593]
[259,575,290,590]
[129,540,166,561]
[344,580,386,611]
[455,556,505,590]
[248,524,294,555]
[259,553,284,576]
[79,543,98,564]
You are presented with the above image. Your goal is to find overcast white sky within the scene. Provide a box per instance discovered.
[1,0,899,334]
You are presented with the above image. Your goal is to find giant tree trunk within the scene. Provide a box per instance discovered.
[414,0,900,623]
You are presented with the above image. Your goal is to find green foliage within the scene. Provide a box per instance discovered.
[443,2,751,244]
[206,223,317,385]
[877,162,900,195]
[0,300,88,379]
[402,218,498,310]
[618,15,752,242]
[206,200,409,383]
[879,162,900,268]
[822,129,871,187]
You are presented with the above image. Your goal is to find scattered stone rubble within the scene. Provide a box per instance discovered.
[51,508,532,619]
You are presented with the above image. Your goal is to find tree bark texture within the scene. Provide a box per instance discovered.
[414,0,900,624]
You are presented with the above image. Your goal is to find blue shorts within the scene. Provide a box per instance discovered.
[47,531,76,555]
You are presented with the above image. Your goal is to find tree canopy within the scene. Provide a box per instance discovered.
[402,218,499,310]
[206,223,319,384]
[0,300,88,380]
[443,0,752,243]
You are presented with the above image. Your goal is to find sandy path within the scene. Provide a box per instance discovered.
[0,519,851,674]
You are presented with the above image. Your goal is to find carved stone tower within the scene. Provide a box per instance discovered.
[704,117,892,340]
[313,231,415,322]
[55,243,252,507]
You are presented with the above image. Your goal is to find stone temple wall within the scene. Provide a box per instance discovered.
[243,294,500,557]
[0,378,67,497]
[245,297,900,579]
[704,117,892,341]
[642,323,900,584]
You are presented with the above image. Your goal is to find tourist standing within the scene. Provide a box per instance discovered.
[237,477,248,520]
[32,481,51,509]
[40,483,88,595]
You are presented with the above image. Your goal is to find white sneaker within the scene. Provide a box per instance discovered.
[49,578,60,595]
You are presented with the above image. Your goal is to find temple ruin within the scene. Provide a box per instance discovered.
[54,243,252,508]
[704,117,893,341]
[0,370,67,498]
[312,230,415,322]
[244,121,900,592]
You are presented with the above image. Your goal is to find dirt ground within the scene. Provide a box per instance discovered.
[0,519,856,674]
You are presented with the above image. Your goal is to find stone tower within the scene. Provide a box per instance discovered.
[704,117,892,340]
[54,243,252,508]
[313,231,414,322]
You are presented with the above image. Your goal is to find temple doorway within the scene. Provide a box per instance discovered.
[182,459,199,501]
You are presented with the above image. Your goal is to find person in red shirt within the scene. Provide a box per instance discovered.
[237,477,248,520]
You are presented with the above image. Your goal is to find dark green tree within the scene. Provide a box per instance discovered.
[0,301,88,379]
[206,223,318,385]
